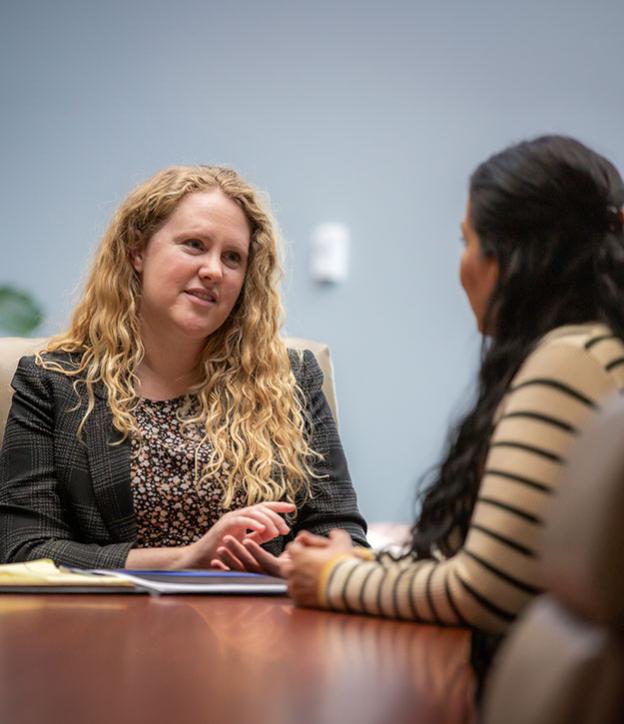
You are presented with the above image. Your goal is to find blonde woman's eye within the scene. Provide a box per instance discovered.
[224,251,242,265]
[184,238,204,251]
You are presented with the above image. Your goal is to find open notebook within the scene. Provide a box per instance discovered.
[0,559,287,595]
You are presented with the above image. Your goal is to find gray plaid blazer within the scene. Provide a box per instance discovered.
[0,350,367,568]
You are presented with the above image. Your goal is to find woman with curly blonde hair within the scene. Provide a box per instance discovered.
[0,165,367,572]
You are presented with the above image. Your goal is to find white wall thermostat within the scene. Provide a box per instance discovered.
[310,222,350,284]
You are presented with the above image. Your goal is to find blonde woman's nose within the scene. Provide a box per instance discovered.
[199,252,224,281]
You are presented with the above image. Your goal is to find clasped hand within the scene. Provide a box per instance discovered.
[285,529,356,606]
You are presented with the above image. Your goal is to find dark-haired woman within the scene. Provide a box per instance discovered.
[279,135,624,679]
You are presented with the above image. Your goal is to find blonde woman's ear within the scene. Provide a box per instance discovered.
[130,251,143,273]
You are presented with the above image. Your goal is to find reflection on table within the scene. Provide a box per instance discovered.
[0,594,475,724]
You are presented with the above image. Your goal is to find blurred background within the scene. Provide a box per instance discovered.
[2,0,623,522]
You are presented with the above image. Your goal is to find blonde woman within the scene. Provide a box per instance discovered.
[0,166,367,571]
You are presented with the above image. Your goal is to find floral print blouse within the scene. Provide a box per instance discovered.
[130,396,246,548]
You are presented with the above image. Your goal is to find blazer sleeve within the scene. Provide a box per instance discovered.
[0,356,134,568]
[318,337,621,633]
[288,349,368,547]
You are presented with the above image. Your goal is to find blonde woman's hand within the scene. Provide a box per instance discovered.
[211,538,293,577]
[210,528,340,577]
[286,529,355,608]
[183,502,295,568]
[209,528,350,578]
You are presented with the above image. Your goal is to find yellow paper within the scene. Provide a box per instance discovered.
[0,559,132,587]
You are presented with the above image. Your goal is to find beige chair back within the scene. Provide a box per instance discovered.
[284,336,338,424]
[0,336,338,442]
[482,394,624,724]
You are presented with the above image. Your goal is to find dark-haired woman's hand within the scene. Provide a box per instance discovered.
[182,501,295,569]
[286,529,357,607]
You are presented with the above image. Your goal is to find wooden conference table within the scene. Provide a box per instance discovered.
[0,592,475,724]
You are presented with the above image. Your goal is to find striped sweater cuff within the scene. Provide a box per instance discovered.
[318,553,358,607]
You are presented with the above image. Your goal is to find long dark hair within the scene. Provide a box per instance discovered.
[412,135,624,557]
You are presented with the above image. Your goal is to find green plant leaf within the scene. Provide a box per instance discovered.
[0,285,44,335]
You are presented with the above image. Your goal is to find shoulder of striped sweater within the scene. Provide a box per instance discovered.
[525,323,624,366]
[536,323,624,381]
[534,322,614,352]
[508,322,624,395]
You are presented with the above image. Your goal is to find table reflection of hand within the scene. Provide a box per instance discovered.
[185,598,293,663]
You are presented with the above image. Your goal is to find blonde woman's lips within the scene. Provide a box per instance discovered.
[185,289,217,305]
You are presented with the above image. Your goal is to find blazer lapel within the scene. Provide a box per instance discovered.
[83,387,137,542]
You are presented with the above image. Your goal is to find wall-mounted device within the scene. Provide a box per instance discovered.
[309,222,350,284]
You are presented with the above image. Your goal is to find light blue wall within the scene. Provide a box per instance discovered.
[2,0,623,522]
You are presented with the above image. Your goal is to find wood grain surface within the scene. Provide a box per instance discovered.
[0,594,475,724]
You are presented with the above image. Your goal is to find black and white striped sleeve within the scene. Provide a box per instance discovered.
[321,330,623,633]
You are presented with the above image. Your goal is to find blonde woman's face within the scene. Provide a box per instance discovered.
[131,189,251,343]
[459,202,499,334]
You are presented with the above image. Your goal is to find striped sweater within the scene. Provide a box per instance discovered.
[320,323,624,633]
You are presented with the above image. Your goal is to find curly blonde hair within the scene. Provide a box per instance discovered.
[38,165,319,507]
